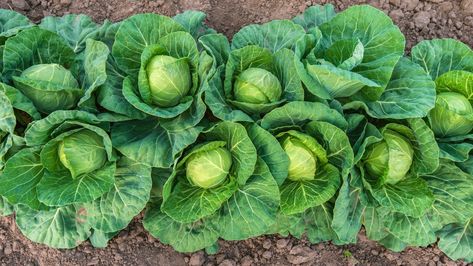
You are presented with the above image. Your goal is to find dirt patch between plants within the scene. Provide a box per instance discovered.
[0,0,472,265]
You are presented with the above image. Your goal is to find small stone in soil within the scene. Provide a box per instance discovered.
[262,239,271,249]
[189,251,206,266]
[10,0,30,10]
[276,239,289,249]
[4,244,13,255]
[240,256,253,266]
[219,259,236,266]
[262,251,272,259]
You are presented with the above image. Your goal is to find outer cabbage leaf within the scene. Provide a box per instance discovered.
[344,58,436,119]
[0,147,45,210]
[437,220,473,263]
[411,38,473,80]
[16,204,91,249]
[231,20,306,52]
[143,201,219,253]
[292,4,336,31]
[216,158,280,240]
[39,14,100,53]
[85,158,152,233]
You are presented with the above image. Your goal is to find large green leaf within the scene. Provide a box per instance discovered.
[85,158,152,233]
[173,10,216,40]
[303,202,338,243]
[199,34,230,68]
[217,158,280,240]
[411,38,473,80]
[306,63,380,98]
[407,118,440,175]
[273,48,304,101]
[77,39,110,110]
[144,201,219,253]
[378,233,408,252]
[363,206,389,241]
[39,14,100,53]
[435,70,473,102]
[422,162,473,225]
[25,110,103,146]
[162,177,238,224]
[0,90,16,167]
[246,123,289,186]
[261,101,347,131]
[438,136,473,162]
[280,163,340,215]
[371,176,433,218]
[36,162,116,206]
[111,13,184,76]
[332,172,366,243]
[16,204,91,249]
[0,147,45,210]
[97,57,146,119]
[0,9,32,38]
[111,118,202,168]
[344,58,436,119]
[0,82,41,120]
[378,208,440,247]
[305,121,354,179]
[89,230,119,248]
[292,4,336,30]
[437,220,473,263]
[231,20,306,52]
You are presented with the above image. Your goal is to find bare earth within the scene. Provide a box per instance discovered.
[0,0,473,265]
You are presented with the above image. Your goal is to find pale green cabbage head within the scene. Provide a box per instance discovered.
[58,129,107,179]
[234,68,282,105]
[282,136,317,181]
[364,129,414,185]
[146,55,191,107]
[21,64,79,88]
[428,92,473,138]
[186,146,233,189]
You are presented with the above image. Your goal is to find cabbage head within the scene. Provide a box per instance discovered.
[364,129,414,185]
[146,55,192,108]
[427,71,473,138]
[234,68,282,106]
[186,145,232,188]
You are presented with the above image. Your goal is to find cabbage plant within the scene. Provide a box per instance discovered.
[1,25,110,115]
[411,39,473,163]
[0,110,152,248]
[329,114,441,248]
[204,19,305,122]
[143,121,281,252]
[292,5,436,120]
[259,101,354,243]
[106,12,227,168]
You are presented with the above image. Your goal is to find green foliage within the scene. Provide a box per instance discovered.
[0,6,472,263]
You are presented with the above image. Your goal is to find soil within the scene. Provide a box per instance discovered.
[0,0,472,265]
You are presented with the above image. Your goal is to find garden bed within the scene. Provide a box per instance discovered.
[0,0,472,265]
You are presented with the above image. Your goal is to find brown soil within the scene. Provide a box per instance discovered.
[1,0,473,265]
[1,0,473,49]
